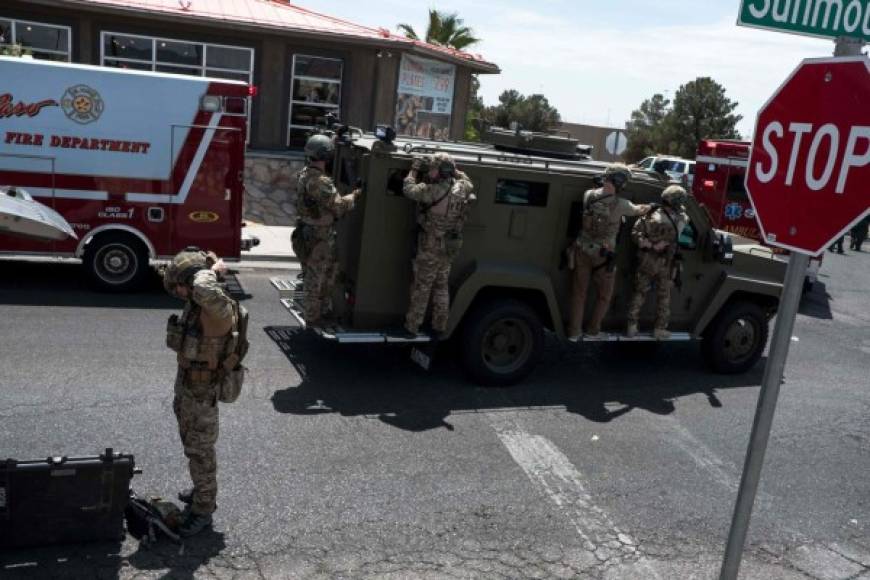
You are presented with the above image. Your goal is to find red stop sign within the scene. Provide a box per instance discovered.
[746,57,870,256]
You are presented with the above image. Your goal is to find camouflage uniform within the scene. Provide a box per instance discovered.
[626,203,687,335]
[172,268,235,516]
[294,165,357,323]
[403,166,474,334]
[567,187,648,337]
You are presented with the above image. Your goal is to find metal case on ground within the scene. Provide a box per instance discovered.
[0,449,134,548]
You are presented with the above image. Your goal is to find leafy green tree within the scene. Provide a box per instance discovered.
[464,74,484,140]
[398,9,480,50]
[624,94,671,162]
[666,77,742,158]
[482,90,561,132]
[0,43,31,57]
[625,77,742,161]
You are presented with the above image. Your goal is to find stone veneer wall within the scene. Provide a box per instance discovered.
[243,151,306,226]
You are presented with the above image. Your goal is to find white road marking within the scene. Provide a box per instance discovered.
[493,420,661,577]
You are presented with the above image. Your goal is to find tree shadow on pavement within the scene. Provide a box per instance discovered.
[798,279,833,320]
[267,326,763,433]
[0,260,249,308]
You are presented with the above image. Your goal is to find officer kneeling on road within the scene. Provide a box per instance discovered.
[626,185,689,340]
[402,152,475,337]
[566,163,649,340]
[292,134,361,327]
[163,248,248,537]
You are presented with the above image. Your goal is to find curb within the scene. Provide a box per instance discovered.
[240,253,298,263]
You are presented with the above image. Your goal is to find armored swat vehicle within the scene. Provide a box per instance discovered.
[272,128,785,386]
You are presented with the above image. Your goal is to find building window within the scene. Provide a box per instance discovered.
[0,17,71,61]
[101,31,254,139]
[288,54,342,149]
[395,54,455,140]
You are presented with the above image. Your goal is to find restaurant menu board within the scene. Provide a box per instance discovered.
[395,55,455,140]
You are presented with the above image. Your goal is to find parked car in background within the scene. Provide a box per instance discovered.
[634,155,696,189]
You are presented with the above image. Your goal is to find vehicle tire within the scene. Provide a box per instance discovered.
[83,232,150,293]
[460,298,544,387]
[701,301,768,374]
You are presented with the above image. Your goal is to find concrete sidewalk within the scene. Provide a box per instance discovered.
[240,222,296,263]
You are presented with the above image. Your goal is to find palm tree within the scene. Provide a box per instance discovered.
[397,9,480,50]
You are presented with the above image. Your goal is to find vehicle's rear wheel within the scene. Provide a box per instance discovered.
[83,232,150,292]
[460,298,544,386]
[702,301,768,374]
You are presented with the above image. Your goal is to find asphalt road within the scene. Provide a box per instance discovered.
[0,249,868,580]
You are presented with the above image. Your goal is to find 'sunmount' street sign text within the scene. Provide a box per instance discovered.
[738,0,870,42]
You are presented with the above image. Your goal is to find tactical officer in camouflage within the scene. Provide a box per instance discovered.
[293,134,361,326]
[163,248,238,537]
[402,152,475,336]
[566,163,649,340]
[626,185,689,340]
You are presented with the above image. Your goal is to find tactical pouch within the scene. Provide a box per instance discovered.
[166,314,184,353]
[445,232,463,257]
[217,366,245,404]
[181,329,202,360]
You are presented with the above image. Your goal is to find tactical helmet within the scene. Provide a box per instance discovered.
[661,184,688,207]
[304,134,334,162]
[163,248,208,294]
[430,152,456,179]
[603,163,632,190]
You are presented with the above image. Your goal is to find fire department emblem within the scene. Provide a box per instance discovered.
[61,85,104,124]
[724,202,743,221]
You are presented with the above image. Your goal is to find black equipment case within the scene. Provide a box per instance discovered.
[0,448,135,548]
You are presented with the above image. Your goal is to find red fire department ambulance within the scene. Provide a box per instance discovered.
[693,139,821,291]
[0,56,256,291]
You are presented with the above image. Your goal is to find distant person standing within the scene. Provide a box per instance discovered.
[402,152,474,337]
[566,164,649,340]
[626,185,688,340]
[850,216,868,251]
[162,248,246,537]
[293,134,361,326]
[829,234,846,254]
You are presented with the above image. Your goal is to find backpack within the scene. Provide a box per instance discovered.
[217,301,249,403]
[581,192,615,241]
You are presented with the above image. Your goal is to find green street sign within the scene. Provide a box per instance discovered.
[737,0,870,42]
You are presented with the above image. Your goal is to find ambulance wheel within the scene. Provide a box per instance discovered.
[702,301,768,374]
[460,299,544,387]
[84,232,149,293]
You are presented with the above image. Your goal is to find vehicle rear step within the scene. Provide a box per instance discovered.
[578,332,693,342]
[278,297,432,344]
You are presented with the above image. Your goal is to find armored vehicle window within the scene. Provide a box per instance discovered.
[726,174,748,202]
[495,179,549,207]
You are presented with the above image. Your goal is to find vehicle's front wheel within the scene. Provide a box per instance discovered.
[460,298,544,386]
[83,232,150,292]
[702,301,769,374]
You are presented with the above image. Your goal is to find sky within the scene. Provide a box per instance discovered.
[299,0,841,138]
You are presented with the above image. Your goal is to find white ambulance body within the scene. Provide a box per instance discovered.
[0,56,253,291]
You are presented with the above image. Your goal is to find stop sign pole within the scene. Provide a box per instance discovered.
[720,51,868,579]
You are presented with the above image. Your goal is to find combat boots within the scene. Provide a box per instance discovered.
[625,322,638,338]
[178,511,213,537]
[653,328,671,340]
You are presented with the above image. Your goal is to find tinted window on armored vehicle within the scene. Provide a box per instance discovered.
[495,179,549,207]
